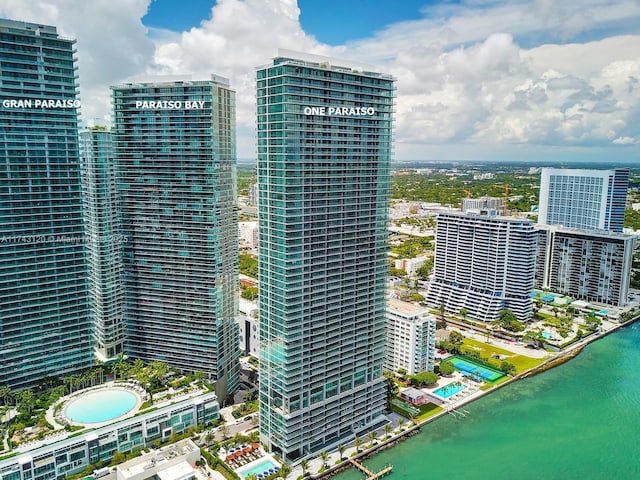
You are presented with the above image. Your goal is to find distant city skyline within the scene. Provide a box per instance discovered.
[0,0,637,162]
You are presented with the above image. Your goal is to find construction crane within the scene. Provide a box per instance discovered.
[494,184,509,216]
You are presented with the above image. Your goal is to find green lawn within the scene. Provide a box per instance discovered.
[480,376,510,391]
[534,311,555,320]
[391,398,443,421]
[416,403,443,421]
[462,338,545,374]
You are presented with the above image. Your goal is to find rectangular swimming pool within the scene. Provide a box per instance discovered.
[432,383,466,399]
[448,356,505,382]
[236,458,280,479]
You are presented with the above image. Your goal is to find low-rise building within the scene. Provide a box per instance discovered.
[385,299,436,375]
[0,393,218,480]
[461,196,504,214]
[398,387,428,405]
[238,298,259,357]
[238,221,259,250]
[117,439,200,480]
[394,256,431,275]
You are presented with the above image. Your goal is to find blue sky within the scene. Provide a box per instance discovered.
[0,0,638,162]
[143,0,433,44]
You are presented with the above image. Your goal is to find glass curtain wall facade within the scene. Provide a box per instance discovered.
[79,128,125,362]
[257,53,394,461]
[0,20,91,388]
[538,168,629,232]
[112,78,239,401]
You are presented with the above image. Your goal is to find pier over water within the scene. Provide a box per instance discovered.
[349,459,393,479]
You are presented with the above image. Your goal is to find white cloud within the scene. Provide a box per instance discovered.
[0,0,156,122]
[613,136,638,144]
[0,0,638,159]
[151,0,335,127]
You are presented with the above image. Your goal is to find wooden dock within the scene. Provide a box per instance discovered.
[349,459,393,479]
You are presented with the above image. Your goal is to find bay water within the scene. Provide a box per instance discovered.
[334,324,640,479]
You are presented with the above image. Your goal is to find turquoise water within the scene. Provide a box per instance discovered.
[238,458,278,479]
[335,324,640,479]
[65,389,137,423]
[432,383,465,398]
[449,356,505,381]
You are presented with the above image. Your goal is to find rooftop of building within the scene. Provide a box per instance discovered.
[438,210,534,223]
[112,74,230,89]
[541,166,629,175]
[399,387,427,401]
[387,298,430,317]
[117,439,198,480]
[536,223,638,239]
[0,19,57,35]
[261,48,394,81]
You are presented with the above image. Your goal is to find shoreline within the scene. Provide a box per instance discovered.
[311,315,639,479]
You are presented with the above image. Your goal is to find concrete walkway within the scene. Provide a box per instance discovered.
[287,418,402,479]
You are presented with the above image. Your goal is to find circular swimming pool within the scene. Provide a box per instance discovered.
[65,389,138,424]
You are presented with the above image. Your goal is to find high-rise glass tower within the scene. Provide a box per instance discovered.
[79,126,125,362]
[538,168,629,232]
[112,77,240,401]
[0,20,92,388]
[257,51,394,461]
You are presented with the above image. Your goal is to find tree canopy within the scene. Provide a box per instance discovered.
[239,253,258,278]
[495,309,525,332]
[409,371,439,386]
[438,361,455,376]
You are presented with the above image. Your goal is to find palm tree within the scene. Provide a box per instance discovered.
[219,424,229,440]
[16,389,36,415]
[534,298,543,313]
[383,424,392,438]
[523,328,545,349]
[366,430,378,446]
[396,418,406,431]
[0,385,11,406]
[337,444,346,461]
[88,369,97,388]
[354,436,364,453]
[441,384,449,398]
[280,462,291,479]
[300,459,309,477]
[194,370,207,386]
[438,303,447,328]
[131,358,145,383]
[319,451,329,468]
[204,430,215,446]
[69,374,81,393]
